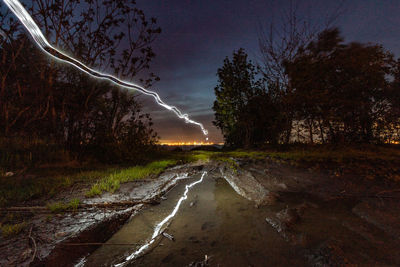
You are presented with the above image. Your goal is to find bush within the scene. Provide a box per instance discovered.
[0,222,26,237]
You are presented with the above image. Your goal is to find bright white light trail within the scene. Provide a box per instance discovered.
[2,0,208,137]
[115,171,207,267]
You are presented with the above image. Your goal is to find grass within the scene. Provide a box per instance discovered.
[84,151,244,197]
[0,166,119,207]
[85,160,178,197]
[216,157,239,173]
[186,150,265,163]
[0,150,193,206]
[219,145,400,180]
[186,145,400,180]
[2,145,399,206]
[0,222,27,237]
[47,198,80,213]
[186,151,215,162]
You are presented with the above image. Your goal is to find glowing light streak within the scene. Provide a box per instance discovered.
[2,0,208,137]
[115,171,207,266]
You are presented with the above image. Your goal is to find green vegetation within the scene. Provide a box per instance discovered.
[2,145,399,207]
[0,150,199,206]
[189,145,400,180]
[0,1,161,167]
[47,198,80,213]
[0,166,119,207]
[188,150,266,161]
[0,222,27,238]
[86,160,178,197]
[185,151,215,162]
[213,48,285,147]
[214,29,400,148]
[250,145,400,165]
[186,150,266,172]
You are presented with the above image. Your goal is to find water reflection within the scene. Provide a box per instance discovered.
[84,174,306,266]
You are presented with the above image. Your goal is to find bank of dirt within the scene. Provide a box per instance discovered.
[225,157,400,266]
[0,162,206,266]
[1,155,400,266]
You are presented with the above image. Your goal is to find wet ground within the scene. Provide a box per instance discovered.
[83,172,306,267]
[3,159,400,266]
[81,160,400,267]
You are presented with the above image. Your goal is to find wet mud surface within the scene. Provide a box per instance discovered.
[2,159,400,266]
[84,173,306,266]
[80,160,400,266]
[0,163,204,266]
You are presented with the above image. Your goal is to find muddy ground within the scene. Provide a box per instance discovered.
[231,158,400,266]
[1,158,400,266]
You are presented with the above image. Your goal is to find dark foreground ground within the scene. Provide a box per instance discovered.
[1,145,400,266]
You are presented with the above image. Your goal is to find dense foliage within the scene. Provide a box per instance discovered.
[214,29,400,147]
[213,49,286,147]
[0,0,161,165]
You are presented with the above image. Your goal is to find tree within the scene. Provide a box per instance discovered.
[213,49,285,147]
[258,0,345,143]
[0,0,161,162]
[238,92,286,146]
[285,28,394,144]
[213,49,260,147]
[382,58,400,142]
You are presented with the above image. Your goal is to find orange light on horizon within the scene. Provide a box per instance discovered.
[158,141,224,146]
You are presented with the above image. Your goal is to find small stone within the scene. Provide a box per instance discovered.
[162,232,175,241]
[55,231,67,238]
[276,207,301,227]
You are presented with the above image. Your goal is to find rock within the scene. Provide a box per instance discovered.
[55,231,67,238]
[276,207,301,228]
[266,216,287,237]
[162,232,175,241]
[5,172,14,177]
[255,193,278,208]
[307,240,354,266]
[266,205,309,246]
[221,167,271,206]
[188,254,210,267]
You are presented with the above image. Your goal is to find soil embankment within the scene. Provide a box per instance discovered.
[0,162,206,266]
[2,155,400,266]
[225,158,400,266]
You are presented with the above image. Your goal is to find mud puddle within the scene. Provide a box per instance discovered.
[81,172,306,266]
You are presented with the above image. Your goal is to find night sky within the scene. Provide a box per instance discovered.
[134,0,400,143]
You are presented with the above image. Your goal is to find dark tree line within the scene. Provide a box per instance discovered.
[213,29,400,147]
[213,49,286,148]
[0,0,161,163]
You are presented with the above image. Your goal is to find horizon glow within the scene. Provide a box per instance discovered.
[2,0,209,138]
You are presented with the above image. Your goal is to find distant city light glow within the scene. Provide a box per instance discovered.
[159,141,223,146]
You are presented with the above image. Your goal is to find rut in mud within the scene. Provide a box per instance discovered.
[81,169,306,267]
[75,160,400,267]
[9,159,400,267]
